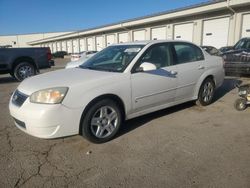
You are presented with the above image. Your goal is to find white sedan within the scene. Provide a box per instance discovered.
[65,52,97,69]
[9,40,224,143]
[70,51,97,62]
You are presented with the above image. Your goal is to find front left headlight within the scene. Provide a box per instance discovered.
[30,87,68,104]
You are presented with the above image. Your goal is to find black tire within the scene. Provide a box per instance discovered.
[9,72,15,78]
[234,98,247,111]
[13,62,35,81]
[196,78,215,106]
[81,99,122,143]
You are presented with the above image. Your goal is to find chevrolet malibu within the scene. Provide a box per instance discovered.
[9,40,224,143]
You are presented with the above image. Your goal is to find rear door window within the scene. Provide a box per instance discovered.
[173,42,204,65]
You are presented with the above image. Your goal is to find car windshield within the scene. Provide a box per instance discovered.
[234,39,250,50]
[79,45,145,72]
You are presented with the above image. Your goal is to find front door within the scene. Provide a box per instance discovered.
[131,43,178,113]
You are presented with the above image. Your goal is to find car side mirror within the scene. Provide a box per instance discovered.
[137,62,157,72]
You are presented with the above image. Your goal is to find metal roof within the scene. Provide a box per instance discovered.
[30,0,227,44]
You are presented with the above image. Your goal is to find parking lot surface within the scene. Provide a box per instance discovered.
[0,59,250,188]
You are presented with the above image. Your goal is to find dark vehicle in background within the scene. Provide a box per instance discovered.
[221,38,250,75]
[0,47,54,81]
[52,51,67,58]
[220,37,250,53]
[201,46,222,56]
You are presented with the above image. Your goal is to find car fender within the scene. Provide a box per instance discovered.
[193,69,217,99]
[62,75,132,117]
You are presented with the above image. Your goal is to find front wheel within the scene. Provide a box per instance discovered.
[13,62,35,81]
[196,78,215,106]
[234,98,247,111]
[81,99,122,143]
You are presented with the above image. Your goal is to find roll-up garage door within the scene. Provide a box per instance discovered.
[202,17,230,48]
[61,41,67,52]
[151,26,167,40]
[67,40,73,54]
[56,42,61,52]
[241,14,250,38]
[96,36,104,51]
[87,38,94,51]
[174,23,193,42]
[106,34,116,46]
[52,42,57,53]
[73,39,79,53]
[133,30,146,41]
[118,32,129,43]
[79,39,85,52]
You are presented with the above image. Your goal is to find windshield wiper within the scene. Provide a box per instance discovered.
[79,65,96,70]
[79,65,121,72]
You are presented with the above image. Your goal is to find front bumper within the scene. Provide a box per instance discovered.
[9,94,83,139]
[224,62,250,75]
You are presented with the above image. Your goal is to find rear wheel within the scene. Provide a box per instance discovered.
[13,62,35,81]
[234,98,247,111]
[81,99,122,143]
[196,78,215,106]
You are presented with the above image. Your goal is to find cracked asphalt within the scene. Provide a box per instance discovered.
[0,59,250,188]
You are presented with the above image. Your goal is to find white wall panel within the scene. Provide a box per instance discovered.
[151,26,167,40]
[52,42,57,53]
[87,37,94,51]
[56,42,61,51]
[118,32,129,43]
[106,34,116,46]
[73,39,79,53]
[96,36,104,51]
[48,43,53,52]
[61,41,67,51]
[202,17,230,48]
[133,30,146,41]
[241,14,250,38]
[174,23,194,42]
[79,38,85,51]
[67,40,73,53]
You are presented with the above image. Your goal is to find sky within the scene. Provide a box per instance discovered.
[0,0,209,35]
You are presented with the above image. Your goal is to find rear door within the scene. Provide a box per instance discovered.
[171,42,205,101]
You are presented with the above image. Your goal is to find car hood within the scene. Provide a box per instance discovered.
[17,68,121,95]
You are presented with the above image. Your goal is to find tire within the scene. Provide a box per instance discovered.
[81,99,122,143]
[196,78,215,106]
[9,72,15,78]
[13,62,35,81]
[234,98,247,111]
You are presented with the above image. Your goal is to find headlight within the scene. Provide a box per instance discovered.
[30,87,68,104]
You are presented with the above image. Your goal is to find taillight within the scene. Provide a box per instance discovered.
[47,47,52,60]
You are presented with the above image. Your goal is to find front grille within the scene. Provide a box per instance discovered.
[13,118,26,129]
[12,90,28,107]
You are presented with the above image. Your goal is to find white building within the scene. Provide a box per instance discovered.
[0,31,73,48]
[2,0,250,53]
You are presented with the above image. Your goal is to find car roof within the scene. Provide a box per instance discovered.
[111,40,195,46]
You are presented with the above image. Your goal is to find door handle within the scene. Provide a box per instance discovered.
[198,65,205,70]
[170,70,178,75]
